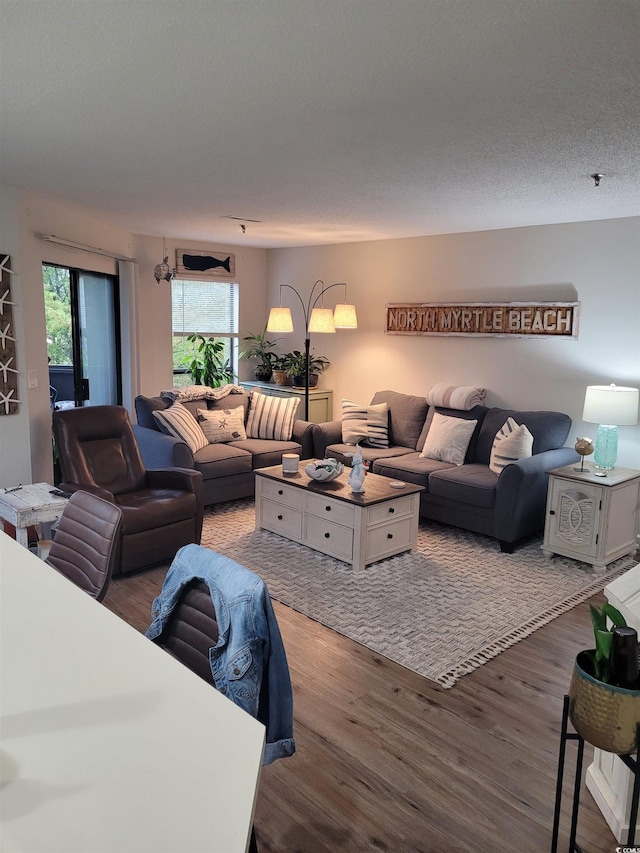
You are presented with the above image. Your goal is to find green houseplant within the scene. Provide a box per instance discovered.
[568,603,640,754]
[271,354,291,386]
[286,350,330,388]
[183,334,234,388]
[239,327,280,381]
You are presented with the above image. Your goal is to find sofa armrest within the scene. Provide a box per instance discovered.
[311,420,343,458]
[132,424,195,470]
[292,419,315,459]
[494,447,580,544]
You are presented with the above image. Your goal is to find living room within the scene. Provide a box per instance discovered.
[1,2,639,851]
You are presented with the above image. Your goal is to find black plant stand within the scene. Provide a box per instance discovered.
[551,694,639,852]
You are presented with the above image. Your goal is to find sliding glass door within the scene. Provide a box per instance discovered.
[44,264,121,408]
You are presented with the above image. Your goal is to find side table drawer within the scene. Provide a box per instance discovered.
[304,515,353,562]
[303,492,355,526]
[368,495,414,525]
[259,478,301,508]
[366,517,413,561]
[261,500,302,539]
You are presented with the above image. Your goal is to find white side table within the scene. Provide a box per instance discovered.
[541,465,640,569]
[0,483,68,547]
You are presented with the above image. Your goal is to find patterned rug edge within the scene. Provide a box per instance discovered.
[432,555,636,688]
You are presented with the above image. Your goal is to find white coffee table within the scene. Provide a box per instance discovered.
[255,463,424,572]
[0,482,68,547]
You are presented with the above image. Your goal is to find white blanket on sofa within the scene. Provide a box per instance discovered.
[160,384,245,402]
[427,383,486,411]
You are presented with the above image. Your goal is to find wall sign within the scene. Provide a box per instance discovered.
[385,302,579,338]
[0,254,20,415]
[176,248,236,280]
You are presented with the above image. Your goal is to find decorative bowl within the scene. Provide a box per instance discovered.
[305,459,344,482]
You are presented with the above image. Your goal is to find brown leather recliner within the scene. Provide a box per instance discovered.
[53,405,204,576]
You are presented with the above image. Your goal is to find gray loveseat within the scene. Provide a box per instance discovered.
[134,390,314,507]
[312,389,578,551]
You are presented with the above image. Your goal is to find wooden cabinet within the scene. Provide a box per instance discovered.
[241,381,333,423]
[542,465,640,568]
[254,470,422,572]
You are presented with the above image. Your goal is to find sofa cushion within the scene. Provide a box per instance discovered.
[197,407,247,443]
[373,452,453,489]
[489,416,534,473]
[246,392,299,441]
[420,413,478,466]
[341,399,389,447]
[326,443,415,467]
[428,464,498,509]
[192,442,253,479]
[152,402,208,454]
[416,404,487,455]
[135,395,170,430]
[229,438,303,469]
[370,390,428,450]
[475,408,572,464]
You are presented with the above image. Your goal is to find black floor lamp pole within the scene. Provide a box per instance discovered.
[304,335,310,421]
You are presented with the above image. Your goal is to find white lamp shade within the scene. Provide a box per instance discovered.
[266,306,293,333]
[308,307,335,333]
[582,384,639,425]
[333,303,358,329]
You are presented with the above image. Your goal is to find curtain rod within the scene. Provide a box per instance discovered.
[43,234,136,263]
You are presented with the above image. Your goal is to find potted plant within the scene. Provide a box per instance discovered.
[568,602,640,754]
[239,327,280,381]
[286,350,330,388]
[183,334,234,388]
[271,354,291,386]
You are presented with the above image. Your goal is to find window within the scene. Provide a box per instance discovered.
[172,279,239,386]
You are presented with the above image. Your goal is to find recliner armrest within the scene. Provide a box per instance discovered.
[59,482,115,502]
[145,468,204,542]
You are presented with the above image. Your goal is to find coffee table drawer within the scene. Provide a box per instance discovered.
[303,492,355,526]
[365,517,413,561]
[261,499,302,539]
[259,478,300,508]
[368,495,414,525]
[304,515,353,562]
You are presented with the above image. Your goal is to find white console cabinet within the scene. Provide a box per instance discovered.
[542,465,640,569]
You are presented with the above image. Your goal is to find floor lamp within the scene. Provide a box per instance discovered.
[266,280,357,419]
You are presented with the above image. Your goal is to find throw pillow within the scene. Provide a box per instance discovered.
[341,399,389,447]
[246,392,299,441]
[489,417,534,474]
[152,402,208,454]
[420,412,477,466]
[196,407,247,443]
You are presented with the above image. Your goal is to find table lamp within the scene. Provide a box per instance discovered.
[582,384,639,475]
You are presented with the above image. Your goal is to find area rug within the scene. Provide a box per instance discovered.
[200,499,636,688]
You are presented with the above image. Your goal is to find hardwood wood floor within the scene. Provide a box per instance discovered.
[104,555,622,853]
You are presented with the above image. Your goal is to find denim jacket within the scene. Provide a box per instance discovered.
[146,544,295,765]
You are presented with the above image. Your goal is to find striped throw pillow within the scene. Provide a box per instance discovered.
[152,402,208,454]
[489,417,534,474]
[246,392,299,441]
[341,400,389,448]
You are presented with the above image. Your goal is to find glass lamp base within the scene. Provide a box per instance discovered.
[593,423,618,474]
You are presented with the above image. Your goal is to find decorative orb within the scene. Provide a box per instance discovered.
[305,459,344,482]
[575,436,594,457]
[154,257,174,284]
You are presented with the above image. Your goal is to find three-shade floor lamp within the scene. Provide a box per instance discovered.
[266,280,357,420]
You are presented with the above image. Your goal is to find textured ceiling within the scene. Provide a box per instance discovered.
[1,0,638,248]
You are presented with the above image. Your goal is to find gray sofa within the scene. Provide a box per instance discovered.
[133,391,315,507]
[312,389,579,551]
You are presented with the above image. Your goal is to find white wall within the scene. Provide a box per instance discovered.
[0,187,269,487]
[268,217,640,468]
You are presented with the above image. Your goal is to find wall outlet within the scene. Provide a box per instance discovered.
[27,369,38,389]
